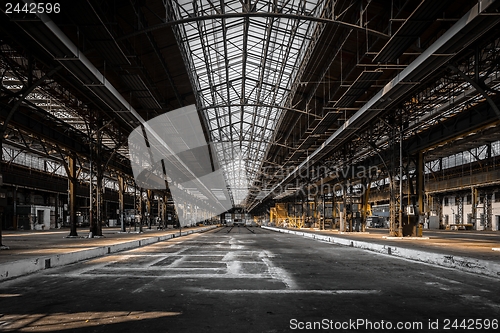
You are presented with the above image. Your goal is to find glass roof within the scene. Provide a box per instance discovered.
[167,0,326,206]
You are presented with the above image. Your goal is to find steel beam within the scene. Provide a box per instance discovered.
[119,11,389,41]
[0,66,61,134]
[15,4,224,209]
[447,64,500,119]
[251,0,500,211]
[130,0,183,108]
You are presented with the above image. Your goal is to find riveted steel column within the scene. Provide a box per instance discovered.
[147,190,153,229]
[118,175,125,232]
[67,154,78,237]
[417,151,425,236]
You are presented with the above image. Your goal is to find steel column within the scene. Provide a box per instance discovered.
[485,191,492,230]
[147,190,153,229]
[137,189,143,233]
[341,184,347,232]
[456,196,463,224]
[472,187,478,228]
[118,175,125,232]
[398,130,403,237]
[67,155,78,237]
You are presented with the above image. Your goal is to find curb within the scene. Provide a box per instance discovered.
[0,226,216,281]
[262,226,500,279]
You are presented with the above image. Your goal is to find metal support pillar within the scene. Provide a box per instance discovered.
[94,164,103,236]
[147,190,153,229]
[89,139,95,236]
[361,181,371,232]
[398,130,403,237]
[472,187,478,228]
[13,186,17,230]
[137,189,143,233]
[67,155,78,237]
[313,195,318,228]
[348,185,353,232]
[87,115,105,237]
[321,194,325,230]
[332,194,337,230]
[389,126,398,236]
[166,199,170,226]
[341,185,347,232]
[54,192,58,229]
[417,152,424,221]
[157,195,163,229]
[118,175,126,232]
[485,191,492,230]
[436,195,443,228]
[306,197,310,227]
[456,196,463,224]
[0,129,5,247]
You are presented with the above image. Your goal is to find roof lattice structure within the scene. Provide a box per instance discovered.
[166,0,327,206]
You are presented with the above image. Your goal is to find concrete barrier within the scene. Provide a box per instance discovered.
[262,226,500,279]
[0,225,216,281]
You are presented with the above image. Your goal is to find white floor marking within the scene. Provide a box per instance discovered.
[49,273,272,279]
[221,251,235,262]
[259,251,297,289]
[194,289,381,295]
[226,261,242,275]
[424,281,451,291]
[41,233,301,292]
[147,255,176,267]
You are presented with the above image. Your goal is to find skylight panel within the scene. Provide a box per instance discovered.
[167,0,326,206]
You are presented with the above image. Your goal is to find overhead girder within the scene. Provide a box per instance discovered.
[0,37,133,158]
[6,4,225,210]
[275,0,398,148]
[248,0,500,211]
[165,0,330,208]
[119,11,390,42]
[299,94,500,196]
[447,64,500,119]
[128,0,184,108]
[0,103,132,174]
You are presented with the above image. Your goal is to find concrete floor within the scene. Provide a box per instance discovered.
[1,226,499,332]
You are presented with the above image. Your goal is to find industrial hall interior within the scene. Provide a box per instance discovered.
[2,0,500,238]
[1,1,500,332]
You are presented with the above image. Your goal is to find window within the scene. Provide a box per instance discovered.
[169,0,325,206]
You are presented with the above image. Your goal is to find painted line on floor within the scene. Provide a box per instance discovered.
[45,273,274,279]
[262,226,500,279]
[2,231,70,237]
[195,288,381,295]
[0,226,217,281]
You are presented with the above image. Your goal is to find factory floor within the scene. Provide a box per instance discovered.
[0,226,499,332]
